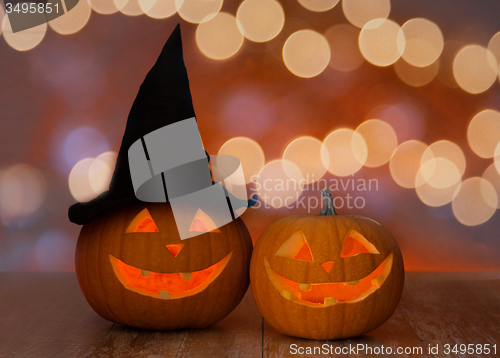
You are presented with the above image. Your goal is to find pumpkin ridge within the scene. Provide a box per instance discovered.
[366,220,380,334]
[77,224,98,318]
[98,215,124,324]
[116,214,136,325]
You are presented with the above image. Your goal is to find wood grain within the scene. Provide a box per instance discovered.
[263,319,347,358]
[175,289,262,358]
[399,272,500,358]
[89,325,185,358]
[262,305,428,358]
[0,272,112,358]
[345,308,430,358]
[0,272,499,358]
[90,289,262,358]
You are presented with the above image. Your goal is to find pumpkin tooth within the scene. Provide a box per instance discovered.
[180,272,192,280]
[280,290,293,300]
[344,280,359,286]
[371,276,383,288]
[141,270,150,277]
[324,297,337,307]
[299,283,310,291]
[158,290,170,299]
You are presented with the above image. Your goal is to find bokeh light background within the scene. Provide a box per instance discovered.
[1,0,500,271]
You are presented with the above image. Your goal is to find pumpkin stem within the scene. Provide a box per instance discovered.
[318,187,337,216]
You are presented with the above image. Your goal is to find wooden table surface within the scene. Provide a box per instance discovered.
[0,272,499,358]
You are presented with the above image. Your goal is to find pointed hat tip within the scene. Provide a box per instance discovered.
[160,23,183,54]
[68,23,194,225]
[172,23,181,38]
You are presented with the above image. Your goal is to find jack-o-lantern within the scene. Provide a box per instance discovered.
[250,189,404,340]
[75,201,252,330]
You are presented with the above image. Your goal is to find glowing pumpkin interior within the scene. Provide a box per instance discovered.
[266,229,392,307]
[111,208,231,300]
[275,230,313,261]
[165,244,184,257]
[340,229,379,257]
[188,208,221,233]
[126,208,159,233]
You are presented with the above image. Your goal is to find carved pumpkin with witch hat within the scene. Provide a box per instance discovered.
[70,25,254,330]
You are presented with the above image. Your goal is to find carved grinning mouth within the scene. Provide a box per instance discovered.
[264,253,393,307]
[109,252,232,300]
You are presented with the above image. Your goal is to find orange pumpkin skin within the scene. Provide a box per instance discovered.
[76,202,252,330]
[250,213,404,340]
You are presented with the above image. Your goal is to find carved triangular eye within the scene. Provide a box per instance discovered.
[275,231,313,262]
[126,208,159,233]
[340,229,379,257]
[188,209,221,233]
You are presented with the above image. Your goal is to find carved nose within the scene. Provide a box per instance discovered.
[165,244,184,258]
[320,261,334,273]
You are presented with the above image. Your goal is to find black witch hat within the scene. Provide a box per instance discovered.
[69,24,256,225]
[69,24,202,225]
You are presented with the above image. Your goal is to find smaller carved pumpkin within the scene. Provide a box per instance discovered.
[76,201,252,330]
[250,188,404,340]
